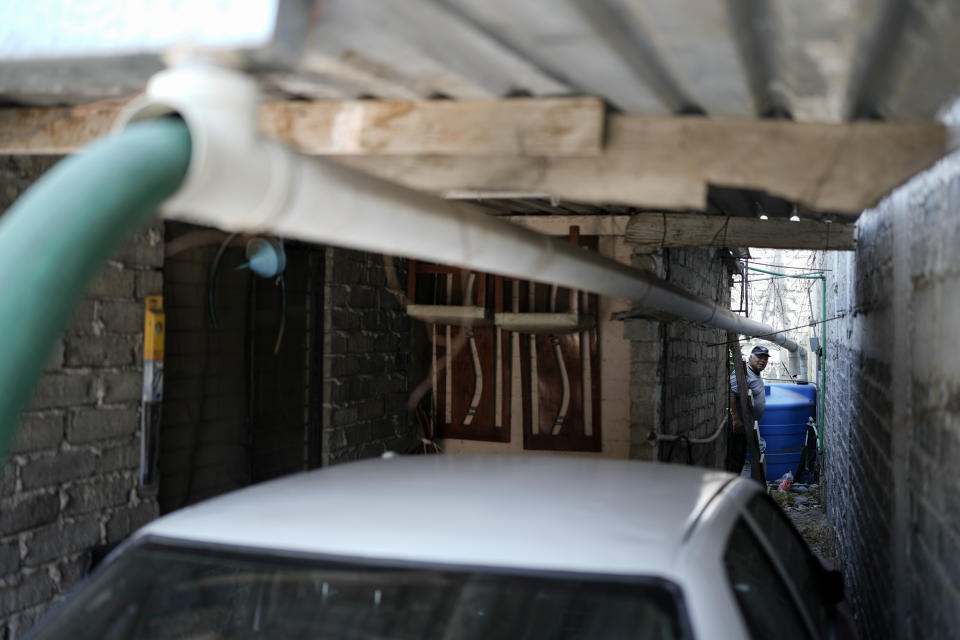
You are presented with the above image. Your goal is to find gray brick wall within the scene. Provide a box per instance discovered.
[1,165,415,636]
[822,149,960,639]
[322,248,417,465]
[661,248,731,467]
[1,156,161,638]
[627,247,731,466]
[626,315,661,461]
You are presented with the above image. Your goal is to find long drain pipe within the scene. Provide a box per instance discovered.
[0,63,801,459]
[120,64,800,348]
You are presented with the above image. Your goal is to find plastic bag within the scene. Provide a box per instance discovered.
[778,471,793,492]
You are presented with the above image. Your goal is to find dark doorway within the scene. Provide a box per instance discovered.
[160,223,323,513]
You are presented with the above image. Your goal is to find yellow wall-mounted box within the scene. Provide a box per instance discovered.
[143,295,165,362]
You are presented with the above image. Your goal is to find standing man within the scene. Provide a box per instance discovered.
[730,345,770,430]
[726,345,770,473]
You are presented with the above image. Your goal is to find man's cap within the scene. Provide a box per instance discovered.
[751,346,770,357]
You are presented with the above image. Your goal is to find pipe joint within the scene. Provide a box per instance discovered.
[116,63,294,232]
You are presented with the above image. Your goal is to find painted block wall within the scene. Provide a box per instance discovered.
[821,148,960,639]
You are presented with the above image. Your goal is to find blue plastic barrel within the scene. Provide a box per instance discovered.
[757,383,816,481]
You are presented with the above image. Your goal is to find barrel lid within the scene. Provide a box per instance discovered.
[763,383,815,408]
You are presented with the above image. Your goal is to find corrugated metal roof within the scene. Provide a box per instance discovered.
[1,0,957,220]
[289,0,960,123]
[4,0,957,120]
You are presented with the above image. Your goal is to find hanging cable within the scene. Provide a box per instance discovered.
[272,274,286,355]
[208,232,240,329]
[708,314,845,346]
[649,414,729,444]
[745,260,830,273]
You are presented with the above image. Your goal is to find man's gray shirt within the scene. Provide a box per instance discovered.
[730,365,765,420]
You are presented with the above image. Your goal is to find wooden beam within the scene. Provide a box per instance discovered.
[625,213,855,250]
[0,97,605,158]
[0,101,130,154]
[442,190,548,200]
[506,215,630,237]
[729,334,766,486]
[1,103,946,214]
[336,115,947,213]
[259,98,604,156]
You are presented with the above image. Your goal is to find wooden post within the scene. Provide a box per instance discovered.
[407,259,418,304]
[729,333,766,486]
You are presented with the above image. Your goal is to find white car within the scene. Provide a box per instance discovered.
[28,455,851,639]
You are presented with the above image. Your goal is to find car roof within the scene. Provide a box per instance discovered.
[137,455,741,577]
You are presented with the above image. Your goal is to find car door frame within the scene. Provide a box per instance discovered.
[677,478,821,640]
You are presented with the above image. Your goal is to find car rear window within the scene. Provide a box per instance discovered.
[723,519,811,640]
[30,541,689,640]
[745,493,830,635]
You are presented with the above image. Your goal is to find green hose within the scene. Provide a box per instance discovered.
[0,119,191,460]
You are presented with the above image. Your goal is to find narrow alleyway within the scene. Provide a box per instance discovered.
[772,483,838,567]
[743,464,838,566]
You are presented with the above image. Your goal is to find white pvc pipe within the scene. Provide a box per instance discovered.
[788,346,808,379]
[119,64,798,348]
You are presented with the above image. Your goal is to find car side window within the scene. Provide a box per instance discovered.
[723,518,811,640]
[746,493,830,635]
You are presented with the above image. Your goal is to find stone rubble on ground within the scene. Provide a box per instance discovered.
[764,479,837,565]
[767,481,822,511]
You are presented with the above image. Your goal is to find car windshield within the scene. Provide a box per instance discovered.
[30,541,687,640]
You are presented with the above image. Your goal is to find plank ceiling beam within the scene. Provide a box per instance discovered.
[625,213,855,251]
[0,101,946,214]
[261,98,605,156]
[0,97,605,157]
[506,215,630,237]
[504,212,854,249]
[334,115,947,214]
[0,102,127,155]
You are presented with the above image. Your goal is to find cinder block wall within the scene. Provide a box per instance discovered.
[322,248,417,464]
[1,157,161,636]
[0,166,416,637]
[628,247,731,466]
[822,150,960,639]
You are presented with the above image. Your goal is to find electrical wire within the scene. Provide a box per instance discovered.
[744,260,830,273]
[650,414,729,444]
[708,313,848,346]
[406,405,442,454]
[737,275,814,285]
[272,275,286,355]
[806,280,819,340]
